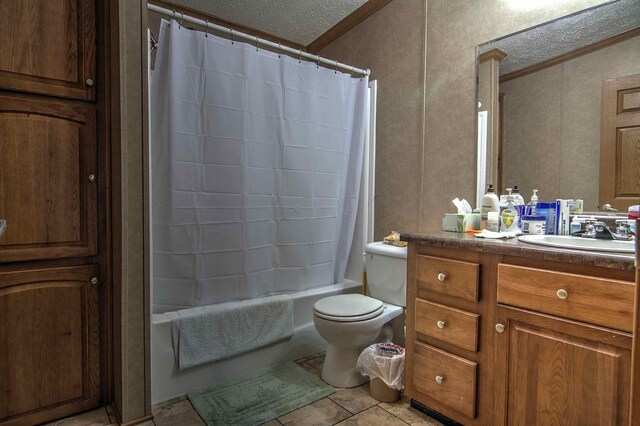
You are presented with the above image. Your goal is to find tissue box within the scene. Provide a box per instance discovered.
[442,213,481,232]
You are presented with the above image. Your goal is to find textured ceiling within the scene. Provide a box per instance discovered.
[479,0,640,76]
[168,0,368,45]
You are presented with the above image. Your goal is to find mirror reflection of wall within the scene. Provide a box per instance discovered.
[501,35,640,211]
[478,0,640,211]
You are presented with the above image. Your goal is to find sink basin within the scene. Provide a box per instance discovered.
[518,235,635,253]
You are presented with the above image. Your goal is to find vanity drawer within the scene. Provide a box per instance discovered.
[415,299,479,352]
[497,264,634,332]
[416,255,479,302]
[413,342,477,418]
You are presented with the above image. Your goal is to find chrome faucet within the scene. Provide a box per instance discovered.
[581,220,632,240]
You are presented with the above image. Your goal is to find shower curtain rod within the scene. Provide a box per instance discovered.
[147,3,371,77]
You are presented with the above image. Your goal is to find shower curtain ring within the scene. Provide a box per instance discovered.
[255,35,259,52]
[170,9,176,25]
[179,11,184,27]
[277,43,281,58]
[334,60,339,74]
[204,20,209,38]
[298,49,302,63]
[230,28,235,45]
[316,55,320,69]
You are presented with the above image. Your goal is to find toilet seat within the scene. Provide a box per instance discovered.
[313,294,385,322]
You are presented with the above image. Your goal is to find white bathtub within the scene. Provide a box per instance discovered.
[151,280,361,404]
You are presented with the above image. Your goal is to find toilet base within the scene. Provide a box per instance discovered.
[321,345,368,388]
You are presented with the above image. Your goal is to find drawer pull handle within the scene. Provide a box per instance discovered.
[437,320,446,329]
[435,375,445,384]
[556,289,568,300]
[495,323,505,333]
[437,273,447,282]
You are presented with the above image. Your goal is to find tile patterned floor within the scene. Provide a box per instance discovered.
[45,353,443,426]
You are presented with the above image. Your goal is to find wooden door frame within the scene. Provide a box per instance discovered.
[107,0,152,424]
[599,73,640,211]
[629,221,640,425]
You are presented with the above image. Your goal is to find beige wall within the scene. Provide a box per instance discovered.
[319,1,426,240]
[320,0,608,233]
[501,35,640,211]
[422,0,609,230]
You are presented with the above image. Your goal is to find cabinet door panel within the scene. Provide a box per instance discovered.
[499,309,631,426]
[0,265,100,425]
[0,94,97,262]
[0,0,96,100]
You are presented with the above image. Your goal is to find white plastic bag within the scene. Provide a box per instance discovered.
[356,343,405,390]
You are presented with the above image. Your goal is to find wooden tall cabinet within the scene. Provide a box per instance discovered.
[0,94,98,262]
[0,266,100,423]
[0,0,96,100]
[0,1,106,425]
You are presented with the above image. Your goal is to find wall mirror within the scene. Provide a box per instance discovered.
[476,0,640,212]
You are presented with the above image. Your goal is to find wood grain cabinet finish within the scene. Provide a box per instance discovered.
[0,0,96,101]
[496,307,631,426]
[416,255,479,302]
[406,243,635,426]
[0,94,98,263]
[0,265,100,426]
[415,298,479,352]
[497,263,634,332]
[412,342,478,418]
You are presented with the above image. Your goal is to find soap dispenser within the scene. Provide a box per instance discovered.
[500,188,521,234]
[528,189,539,214]
[512,186,525,205]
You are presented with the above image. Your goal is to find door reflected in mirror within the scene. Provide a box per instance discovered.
[477,0,640,211]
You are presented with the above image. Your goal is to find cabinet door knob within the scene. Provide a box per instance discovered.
[437,273,446,282]
[88,174,97,182]
[435,375,444,384]
[90,277,98,285]
[86,78,95,87]
[437,320,446,329]
[556,289,568,299]
[495,323,505,333]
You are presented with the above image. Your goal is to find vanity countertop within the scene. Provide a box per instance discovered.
[401,230,635,271]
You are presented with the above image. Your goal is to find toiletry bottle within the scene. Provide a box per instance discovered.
[481,184,500,230]
[628,205,639,236]
[512,186,525,205]
[487,211,500,232]
[570,217,582,235]
[528,189,538,214]
[500,188,521,234]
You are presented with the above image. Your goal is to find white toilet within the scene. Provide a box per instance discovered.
[313,242,407,387]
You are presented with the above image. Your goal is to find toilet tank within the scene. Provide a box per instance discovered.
[365,242,407,307]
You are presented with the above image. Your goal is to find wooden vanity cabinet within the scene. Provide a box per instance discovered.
[405,245,500,425]
[494,306,631,426]
[405,242,635,426]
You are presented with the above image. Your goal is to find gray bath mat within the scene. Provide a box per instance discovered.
[188,361,335,426]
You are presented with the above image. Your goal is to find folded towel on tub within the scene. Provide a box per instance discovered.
[170,295,294,370]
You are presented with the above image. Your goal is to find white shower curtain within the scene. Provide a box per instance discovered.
[151,20,369,311]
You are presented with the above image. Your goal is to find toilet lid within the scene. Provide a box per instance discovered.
[313,294,384,322]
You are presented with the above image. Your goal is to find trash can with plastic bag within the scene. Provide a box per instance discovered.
[356,343,405,402]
